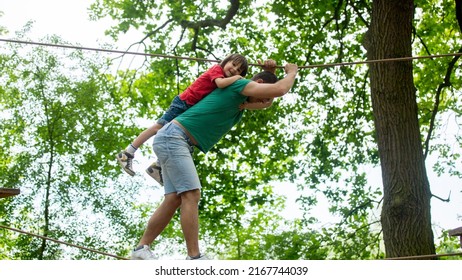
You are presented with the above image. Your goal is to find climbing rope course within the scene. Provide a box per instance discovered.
[1,38,462,69]
[0,37,461,261]
[0,224,128,260]
[0,224,461,260]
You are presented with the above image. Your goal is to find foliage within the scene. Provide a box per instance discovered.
[87,0,462,259]
[435,231,462,260]
[0,11,7,35]
[1,0,461,259]
[0,30,156,259]
[87,0,383,259]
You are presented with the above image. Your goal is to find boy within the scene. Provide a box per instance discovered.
[117,54,249,184]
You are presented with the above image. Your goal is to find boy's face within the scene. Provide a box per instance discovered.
[223,60,243,77]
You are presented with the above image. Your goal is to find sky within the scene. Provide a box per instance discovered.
[1,0,116,46]
[1,0,461,241]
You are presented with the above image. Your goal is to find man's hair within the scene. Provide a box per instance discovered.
[220,53,249,77]
[251,71,278,84]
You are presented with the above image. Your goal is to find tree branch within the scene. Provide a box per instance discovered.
[350,0,370,28]
[431,191,451,203]
[423,46,462,159]
[141,19,175,43]
[180,0,240,50]
[180,0,240,30]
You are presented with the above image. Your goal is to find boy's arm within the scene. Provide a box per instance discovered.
[216,60,276,90]
[239,98,274,110]
[215,75,243,88]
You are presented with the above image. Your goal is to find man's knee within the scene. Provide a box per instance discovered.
[180,189,201,204]
[164,193,182,208]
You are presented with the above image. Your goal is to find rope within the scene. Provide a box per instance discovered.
[2,38,462,261]
[0,38,220,62]
[0,224,129,260]
[385,251,462,260]
[304,53,462,68]
[1,38,462,69]
[2,224,461,260]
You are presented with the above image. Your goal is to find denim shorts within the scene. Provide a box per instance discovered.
[153,122,201,195]
[156,95,191,126]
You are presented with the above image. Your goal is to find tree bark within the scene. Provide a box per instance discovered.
[366,0,436,258]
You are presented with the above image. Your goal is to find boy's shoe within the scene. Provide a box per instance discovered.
[186,253,209,260]
[146,162,163,186]
[116,150,135,176]
[131,245,157,260]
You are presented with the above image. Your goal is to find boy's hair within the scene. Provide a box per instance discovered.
[220,53,248,77]
[251,71,278,84]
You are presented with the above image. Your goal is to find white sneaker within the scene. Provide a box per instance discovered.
[146,162,163,186]
[131,245,157,260]
[186,253,209,260]
[116,150,135,176]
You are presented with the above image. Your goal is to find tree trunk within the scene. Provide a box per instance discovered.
[366,0,436,258]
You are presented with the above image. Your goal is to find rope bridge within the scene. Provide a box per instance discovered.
[1,38,461,69]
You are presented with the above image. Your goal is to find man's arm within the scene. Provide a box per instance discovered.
[241,63,298,98]
[239,97,273,110]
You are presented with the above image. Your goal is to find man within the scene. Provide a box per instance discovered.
[131,61,298,260]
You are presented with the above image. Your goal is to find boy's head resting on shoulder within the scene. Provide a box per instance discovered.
[220,53,249,77]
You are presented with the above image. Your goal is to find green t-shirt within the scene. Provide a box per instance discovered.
[175,79,252,153]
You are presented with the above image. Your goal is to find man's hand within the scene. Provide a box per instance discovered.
[284,63,298,75]
[257,59,277,74]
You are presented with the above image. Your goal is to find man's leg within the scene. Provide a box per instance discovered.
[137,193,181,246]
[179,189,201,258]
